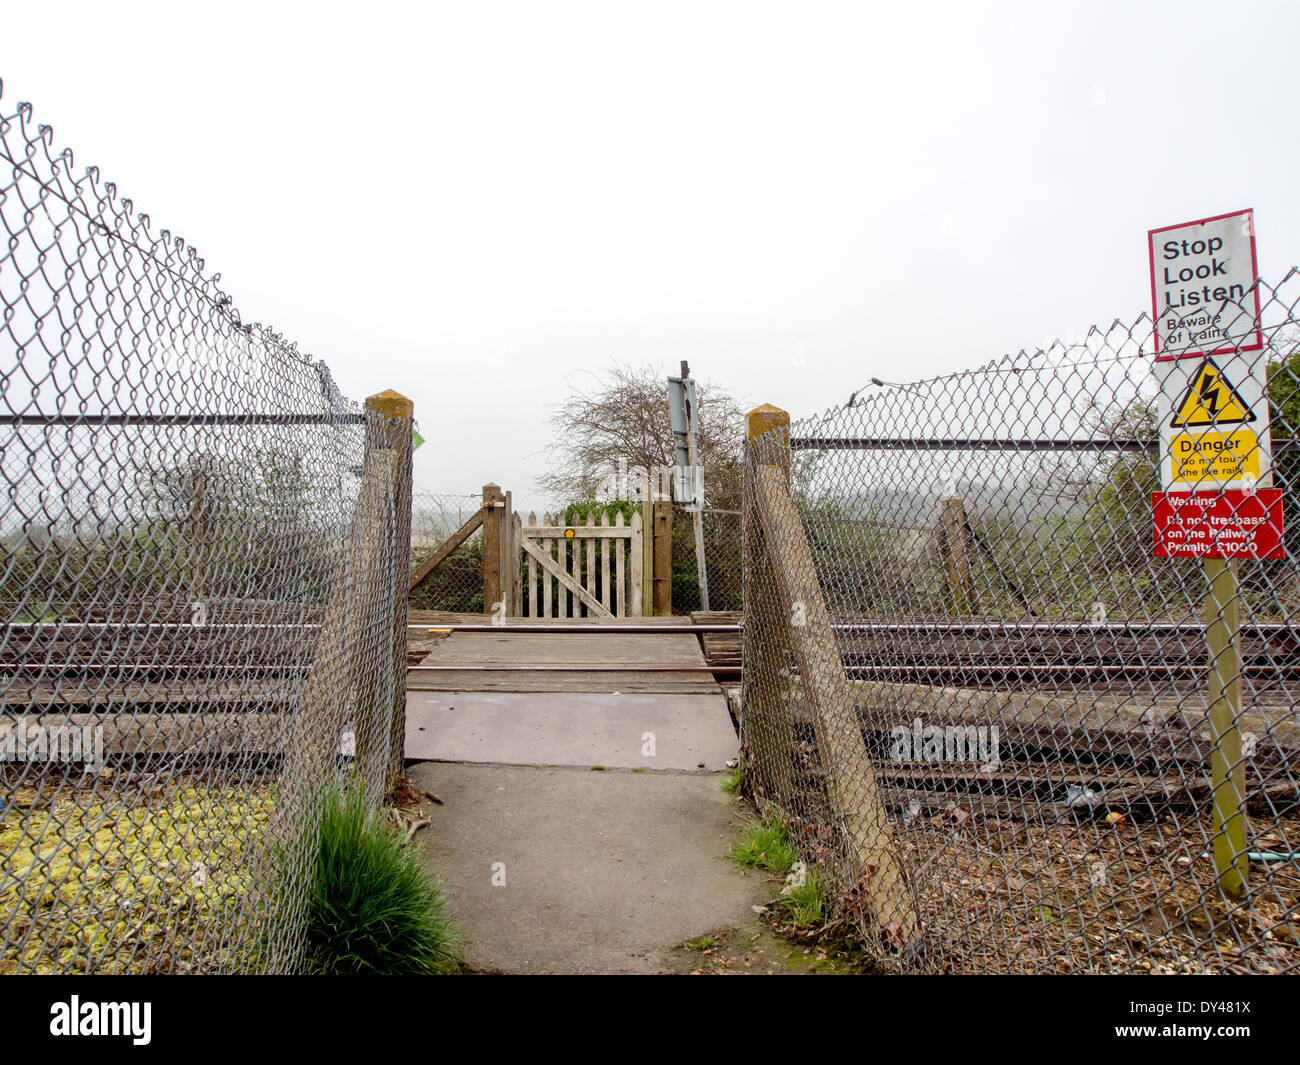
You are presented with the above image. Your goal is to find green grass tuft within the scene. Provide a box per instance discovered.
[720,765,743,794]
[776,868,826,927]
[729,806,798,874]
[304,783,460,975]
[683,934,716,952]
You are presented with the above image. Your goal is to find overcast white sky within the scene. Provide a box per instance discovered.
[2,0,1296,512]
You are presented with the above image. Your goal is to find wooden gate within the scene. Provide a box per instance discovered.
[520,510,643,618]
[409,484,653,619]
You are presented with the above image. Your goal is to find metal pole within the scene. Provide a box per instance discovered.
[1205,556,1248,899]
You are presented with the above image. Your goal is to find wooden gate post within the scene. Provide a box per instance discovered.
[641,493,654,616]
[652,497,673,616]
[511,509,523,618]
[481,483,504,615]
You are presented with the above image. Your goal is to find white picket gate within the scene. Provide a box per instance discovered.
[520,510,643,618]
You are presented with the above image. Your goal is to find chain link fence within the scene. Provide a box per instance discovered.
[1,82,412,973]
[741,273,1300,973]
[409,490,483,613]
[671,507,743,614]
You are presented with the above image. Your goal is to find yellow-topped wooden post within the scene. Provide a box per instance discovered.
[266,386,414,966]
[747,404,791,471]
[364,389,414,785]
[365,389,414,422]
[742,404,793,806]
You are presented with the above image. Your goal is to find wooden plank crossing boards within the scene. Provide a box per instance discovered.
[407,610,694,627]
[692,610,742,668]
[407,631,720,694]
[404,628,737,769]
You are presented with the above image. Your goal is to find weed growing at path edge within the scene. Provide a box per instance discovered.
[304,784,460,975]
[730,805,799,875]
[729,804,831,932]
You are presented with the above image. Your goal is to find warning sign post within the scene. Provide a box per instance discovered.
[1147,211,1272,900]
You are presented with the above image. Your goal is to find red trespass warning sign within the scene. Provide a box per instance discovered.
[1152,490,1285,559]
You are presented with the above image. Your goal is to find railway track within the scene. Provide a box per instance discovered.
[5,619,1300,687]
[4,615,1294,821]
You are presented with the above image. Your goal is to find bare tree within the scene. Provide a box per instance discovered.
[538,362,745,510]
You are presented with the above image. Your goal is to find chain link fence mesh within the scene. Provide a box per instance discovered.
[409,491,483,613]
[741,274,1300,974]
[1,83,411,973]
[671,507,743,614]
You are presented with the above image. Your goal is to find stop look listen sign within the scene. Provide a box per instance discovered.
[1149,208,1262,359]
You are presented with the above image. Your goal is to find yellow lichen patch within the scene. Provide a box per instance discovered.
[0,778,274,974]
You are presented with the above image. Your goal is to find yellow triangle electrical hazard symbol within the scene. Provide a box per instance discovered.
[1170,359,1256,428]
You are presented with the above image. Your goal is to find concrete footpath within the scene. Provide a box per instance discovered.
[408,761,781,974]
[401,627,841,974]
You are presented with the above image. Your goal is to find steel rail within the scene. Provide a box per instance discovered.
[0,662,740,675]
[0,621,740,634]
[6,662,1298,680]
[7,620,1300,636]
